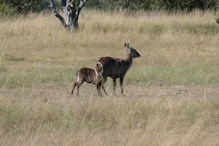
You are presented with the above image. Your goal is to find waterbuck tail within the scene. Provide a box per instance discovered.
[96,62,103,74]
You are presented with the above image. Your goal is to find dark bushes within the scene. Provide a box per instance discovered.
[90,0,218,12]
[0,0,47,16]
[0,0,218,17]
[216,17,219,24]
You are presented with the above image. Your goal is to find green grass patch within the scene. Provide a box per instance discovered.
[0,62,218,88]
[0,67,75,88]
[0,65,7,73]
[2,54,25,62]
[126,63,219,85]
[173,23,219,35]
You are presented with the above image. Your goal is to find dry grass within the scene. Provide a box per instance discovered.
[0,10,219,145]
[0,85,218,146]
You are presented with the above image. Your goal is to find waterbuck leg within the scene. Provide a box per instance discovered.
[96,82,103,97]
[113,78,116,95]
[71,82,77,95]
[120,77,125,96]
[102,85,108,96]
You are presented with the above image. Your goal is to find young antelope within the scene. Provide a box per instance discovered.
[71,67,107,96]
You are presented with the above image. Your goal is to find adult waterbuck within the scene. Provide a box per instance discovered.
[96,43,140,96]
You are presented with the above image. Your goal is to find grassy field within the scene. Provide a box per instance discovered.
[0,10,219,145]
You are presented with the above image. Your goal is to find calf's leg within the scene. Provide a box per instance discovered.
[71,82,77,95]
[96,82,103,96]
[76,81,84,96]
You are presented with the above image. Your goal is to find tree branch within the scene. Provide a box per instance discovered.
[75,0,87,22]
[49,0,67,28]
[49,0,87,30]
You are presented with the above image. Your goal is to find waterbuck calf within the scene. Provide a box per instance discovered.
[71,68,107,96]
[96,43,140,95]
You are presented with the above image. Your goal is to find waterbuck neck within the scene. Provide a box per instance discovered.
[123,51,133,65]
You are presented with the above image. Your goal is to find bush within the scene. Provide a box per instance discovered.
[86,0,107,9]
[216,17,219,24]
[87,0,218,12]
[1,0,218,16]
[0,0,47,16]
[159,0,218,12]
[0,1,16,16]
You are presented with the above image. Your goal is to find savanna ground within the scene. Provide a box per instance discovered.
[0,10,219,146]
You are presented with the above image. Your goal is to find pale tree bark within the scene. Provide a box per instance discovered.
[49,0,87,30]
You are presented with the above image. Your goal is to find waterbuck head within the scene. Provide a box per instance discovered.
[124,43,140,58]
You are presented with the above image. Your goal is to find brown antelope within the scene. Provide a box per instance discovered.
[71,67,107,96]
[96,43,140,96]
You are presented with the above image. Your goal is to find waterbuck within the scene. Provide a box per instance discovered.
[96,43,140,96]
[71,67,107,96]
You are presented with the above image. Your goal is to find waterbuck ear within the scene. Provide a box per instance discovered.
[124,43,130,49]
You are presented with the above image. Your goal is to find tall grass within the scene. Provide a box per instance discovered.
[0,89,218,145]
[0,10,218,87]
[0,10,219,145]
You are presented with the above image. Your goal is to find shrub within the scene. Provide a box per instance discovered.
[0,0,47,16]
[88,0,218,12]
[216,17,219,24]
[86,0,107,9]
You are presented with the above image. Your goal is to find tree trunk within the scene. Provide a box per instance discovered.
[49,0,87,30]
